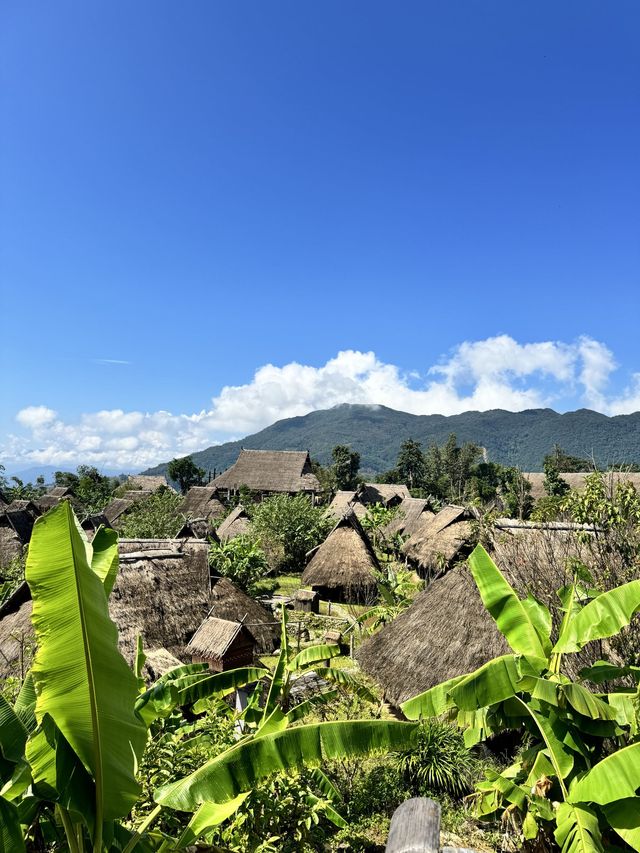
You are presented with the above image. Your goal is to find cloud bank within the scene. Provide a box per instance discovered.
[4,335,640,471]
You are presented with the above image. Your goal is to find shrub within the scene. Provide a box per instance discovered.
[208,534,271,594]
[394,720,479,797]
[119,487,184,538]
[251,494,332,572]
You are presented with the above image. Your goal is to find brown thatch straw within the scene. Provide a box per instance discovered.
[524,471,640,502]
[383,498,433,539]
[179,486,225,521]
[402,505,474,573]
[176,518,220,542]
[208,575,278,652]
[212,449,320,494]
[0,583,34,680]
[142,647,183,682]
[186,616,255,659]
[358,483,411,507]
[301,511,380,595]
[216,505,251,542]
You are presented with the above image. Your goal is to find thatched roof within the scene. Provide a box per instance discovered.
[103,490,152,526]
[142,647,183,683]
[402,505,475,573]
[127,475,170,491]
[524,471,640,502]
[5,501,40,543]
[301,511,380,592]
[327,491,357,515]
[357,564,511,706]
[383,498,434,539]
[358,483,412,507]
[216,505,251,542]
[0,518,24,567]
[209,575,278,652]
[0,582,35,679]
[212,449,320,494]
[186,616,256,660]
[179,486,225,522]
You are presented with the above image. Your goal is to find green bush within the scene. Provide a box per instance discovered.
[119,487,184,538]
[394,720,479,797]
[251,494,332,572]
[208,534,271,595]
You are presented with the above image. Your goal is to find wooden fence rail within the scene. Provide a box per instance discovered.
[385,798,480,853]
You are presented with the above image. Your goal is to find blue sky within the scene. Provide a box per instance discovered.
[1,2,639,471]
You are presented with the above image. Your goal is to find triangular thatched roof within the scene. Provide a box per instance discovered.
[176,518,220,542]
[301,511,380,593]
[179,486,225,522]
[383,498,434,539]
[4,500,40,543]
[208,575,278,652]
[212,449,320,494]
[358,483,411,507]
[524,471,640,502]
[357,564,510,707]
[216,505,251,542]
[402,505,475,573]
[186,616,256,660]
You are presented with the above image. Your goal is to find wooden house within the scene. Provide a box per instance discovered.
[186,616,257,672]
[401,505,476,577]
[212,449,320,499]
[216,505,251,542]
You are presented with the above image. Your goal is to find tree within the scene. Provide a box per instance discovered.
[395,439,426,490]
[500,467,534,519]
[331,445,361,491]
[251,493,332,572]
[119,488,184,538]
[544,443,592,473]
[168,455,206,494]
[208,535,271,595]
[543,458,570,497]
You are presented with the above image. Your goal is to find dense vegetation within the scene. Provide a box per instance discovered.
[142,404,640,477]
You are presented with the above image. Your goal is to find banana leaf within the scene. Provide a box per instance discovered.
[181,667,267,710]
[554,802,604,853]
[90,526,119,596]
[288,644,341,671]
[401,674,468,720]
[579,661,640,684]
[13,673,36,733]
[0,695,28,764]
[468,545,549,661]
[154,719,418,811]
[0,795,25,853]
[516,698,574,780]
[553,580,640,654]
[449,655,522,711]
[262,608,289,721]
[603,798,640,852]
[568,742,640,806]
[26,502,147,822]
[174,793,250,848]
[312,668,376,703]
[562,683,618,721]
[286,689,339,723]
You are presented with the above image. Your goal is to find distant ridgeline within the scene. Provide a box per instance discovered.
[142,404,640,478]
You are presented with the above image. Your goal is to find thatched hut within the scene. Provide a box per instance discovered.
[383,498,434,540]
[186,617,257,672]
[4,500,40,543]
[212,449,320,497]
[216,505,251,542]
[179,485,225,524]
[524,471,640,502]
[402,505,475,576]
[36,486,75,513]
[301,511,380,603]
[111,539,211,663]
[176,518,220,542]
[103,490,152,527]
[357,564,510,707]
[0,514,24,567]
[358,483,411,507]
[208,575,278,653]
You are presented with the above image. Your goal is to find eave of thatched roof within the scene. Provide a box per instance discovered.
[179,486,225,521]
[208,575,278,652]
[216,505,251,542]
[524,471,640,502]
[327,491,357,517]
[401,505,475,571]
[358,483,412,507]
[186,616,255,659]
[127,475,170,491]
[5,501,39,543]
[301,511,380,590]
[357,564,510,707]
[212,449,320,494]
[176,518,220,542]
[0,519,23,566]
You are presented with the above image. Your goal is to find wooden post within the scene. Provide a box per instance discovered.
[385,798,440,852]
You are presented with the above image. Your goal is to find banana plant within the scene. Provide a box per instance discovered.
[402,544,640,853]
[1,502,418,851]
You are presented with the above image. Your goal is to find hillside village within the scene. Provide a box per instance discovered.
[3,437,640,849]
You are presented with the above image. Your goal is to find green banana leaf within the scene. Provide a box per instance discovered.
[603,798,640,852]
[449,655,522,711]
[568,742,640,805]
[312,668,376,703]
[263,608,289,722]
[553,580,640,654]
[554,802,604,853]
[562,683,618,721]
[13,673,36,733]
[0,695,28,764]
[467,545,549,660]
[0,795,25,853]
[90,526,119,595]
[286,689,339,723]
[288,644,341,671]
[579,661,640,684]
[25,502,147,822]
[186,668,267,711]
[401,674,468,720]
[174,793,250,848]
[154,719,418,811]
[516,698,574,780]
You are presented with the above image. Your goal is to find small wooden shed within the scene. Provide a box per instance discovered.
[186,616,257,672]
[293,588,320,613]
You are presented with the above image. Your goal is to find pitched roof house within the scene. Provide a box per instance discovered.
[212,450,320,496]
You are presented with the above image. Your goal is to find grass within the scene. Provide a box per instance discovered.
[273,573,302,596]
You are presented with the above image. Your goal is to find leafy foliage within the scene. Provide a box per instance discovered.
[208,534,271,595]
[167,455,205,494]
[119,487,184,538]
[331,444,361,491]
[251,494,332,572]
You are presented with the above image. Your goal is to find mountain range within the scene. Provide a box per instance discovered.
[142,404,640,477]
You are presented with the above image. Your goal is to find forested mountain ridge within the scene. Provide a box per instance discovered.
[142,404,640,477]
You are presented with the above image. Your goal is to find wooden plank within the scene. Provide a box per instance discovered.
[385,797,441,853]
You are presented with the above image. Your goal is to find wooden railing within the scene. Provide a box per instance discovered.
[385,798,479,853]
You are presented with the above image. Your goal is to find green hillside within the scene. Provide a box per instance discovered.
[142,404,640,478]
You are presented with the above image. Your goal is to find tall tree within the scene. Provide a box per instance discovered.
[543,458,570,497]
[167,455,206,494]
[396,438,426,490]
[331,445,360,491]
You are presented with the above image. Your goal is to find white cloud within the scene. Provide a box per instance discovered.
[4,336,639,470]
